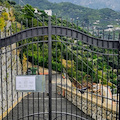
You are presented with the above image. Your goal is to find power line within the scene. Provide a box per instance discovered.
[19,0,43,24]
[60,40,114,83]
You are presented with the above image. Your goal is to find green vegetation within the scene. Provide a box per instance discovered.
[48,0,120,11]
[0,17,5,31]
[0,11,9,31]
[13,4,117,88]
[1,1,118,89]
[13,0,120,27]
[0,0,13,31]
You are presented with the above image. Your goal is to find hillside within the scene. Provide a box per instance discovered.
[0,0,15,37]
[13,3,118,87]
[48,0,120,11]
[12,0,120,27]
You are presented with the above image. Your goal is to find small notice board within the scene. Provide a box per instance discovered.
[16,75,45,92]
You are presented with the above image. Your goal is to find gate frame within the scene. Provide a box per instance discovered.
[48,16,52,120]
[0,16,120,120]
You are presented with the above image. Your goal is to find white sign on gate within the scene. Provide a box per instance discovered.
[16,76,36,91]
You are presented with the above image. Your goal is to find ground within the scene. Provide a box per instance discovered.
[3,74,93,120]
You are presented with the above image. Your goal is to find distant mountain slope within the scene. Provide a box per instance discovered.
[13,0,120,27]
[48,0,120,11]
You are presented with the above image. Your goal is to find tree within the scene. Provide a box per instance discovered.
[22,4,35,19]
[4,1,10,9]
[0,0,3,3]
[2,12,9,21]
[8,1,16,5]
[0,17,5,31]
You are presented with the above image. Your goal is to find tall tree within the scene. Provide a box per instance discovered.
[22,4,35,19]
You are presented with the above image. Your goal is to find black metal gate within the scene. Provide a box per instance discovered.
[0,16,120,120]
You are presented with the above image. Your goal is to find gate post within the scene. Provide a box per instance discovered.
[48,16,52,120]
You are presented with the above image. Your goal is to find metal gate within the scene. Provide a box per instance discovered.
[0,16,120,120]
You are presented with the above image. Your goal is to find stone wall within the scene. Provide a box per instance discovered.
[57,85,119,120]
[0,44,26,119]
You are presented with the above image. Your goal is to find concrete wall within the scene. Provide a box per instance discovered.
[0,44,26,119]
[57,85,119,120]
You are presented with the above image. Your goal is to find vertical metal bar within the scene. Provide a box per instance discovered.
[91,38,94,120]
[81,35,84,119]
[37,18,39,120]
[48,16,52,120]
[86,37,89,119]
[71,41,73,120]
[60,17,63,120]
[101,44,104,120]
[20,21,24,120]
[31,18,34,120]
[5,26,9,120]
[16,22,19,120]
[76,20,79,120]
[65,18,68,120]
[96,53,99,120]
[55,16,58,119]
[116,33,119,120]
[118,33,120,120]
[35,18,39,120]
[0,30,3,120]
[90,27,94,120]
[101,59,104,120]
[10,26,13,120]
[96,33,99,120]
[42,16,45,120]
[26,19,29,120]
[103,29,104,39]
[101,29,105,120]
[111,30,115,120]
[106,37,109,120]
[72,18,77,120]
[70,19,73,120]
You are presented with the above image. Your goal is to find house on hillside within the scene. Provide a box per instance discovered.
[34,8,38,13]
[34,8,42,15]
[115,27,120,31]
[107,25,113,29]
[104,25,114,32]
[93,20,100,25]
[44,10,52,16]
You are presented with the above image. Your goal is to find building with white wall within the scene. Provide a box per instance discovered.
[34,8,42,15]
[34,8,38,13]
[44,10,52,16]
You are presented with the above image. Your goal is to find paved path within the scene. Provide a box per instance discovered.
[3,74,93,120]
